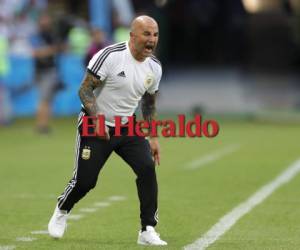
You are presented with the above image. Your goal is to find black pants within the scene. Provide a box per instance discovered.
[57,110,158,228]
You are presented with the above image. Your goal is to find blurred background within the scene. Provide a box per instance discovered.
[2,2,300,248]
[0,0,300,129]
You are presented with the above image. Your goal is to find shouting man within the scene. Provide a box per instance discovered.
[48,15,167,246]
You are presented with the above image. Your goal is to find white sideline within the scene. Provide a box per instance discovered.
[184,158,300,250]
[3,196,126,249]
[93,202,111,207]
[108,195,127,201]
[16,237,36,242]
[31,230,48,235]
[68,214,85,220]
[79,208,98,213]
[185,144,241,170]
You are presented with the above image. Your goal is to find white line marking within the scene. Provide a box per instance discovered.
[0,246,16,250]
[30,230,48,235]
[79,208,98,213]
[93,202,111,207]
[68,214,84,220]
[16,237,37,242]
[185,144,241,170]
[107,195,127,201]
[3,196,127,250]
[184,158,300,250]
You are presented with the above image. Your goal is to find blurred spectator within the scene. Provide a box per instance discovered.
[31,12,61,133]
[0,84,12,125]
[290,0,300,64]
[111,1,133,44]
[0,0,23,22]
[112,0,135,27]
[84,27,109,66]
[0,33,9,77]
[112,10,130,43]
[67,21,90,56]
[113,25,130,43]
[0,0,47,57]
[53,13,73,45]
[9,7,37,56]
[21,0,47,22]
[0,32,12,125]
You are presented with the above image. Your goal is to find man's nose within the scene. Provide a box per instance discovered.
[148,35,156,42]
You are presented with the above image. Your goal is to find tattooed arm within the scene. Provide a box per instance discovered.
[141,92,157,123]
[78,71,109,139]
[141,92,160,165]
[78,71,102,116]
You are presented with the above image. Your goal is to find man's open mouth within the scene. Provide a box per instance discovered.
[145,44,154,52]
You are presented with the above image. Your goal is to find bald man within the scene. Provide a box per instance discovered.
[48,16,167,246]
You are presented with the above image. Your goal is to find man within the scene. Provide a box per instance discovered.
[31,12,61,133]
[48,15,167,246]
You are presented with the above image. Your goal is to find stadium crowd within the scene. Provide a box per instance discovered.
[1,0,300,128]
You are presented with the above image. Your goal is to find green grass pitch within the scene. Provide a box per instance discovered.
[1,117,300,250]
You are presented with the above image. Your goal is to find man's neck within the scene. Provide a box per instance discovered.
[128,40,145,62]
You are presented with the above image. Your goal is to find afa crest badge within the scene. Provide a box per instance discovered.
[144,74,154,89]
[82,146,91,160]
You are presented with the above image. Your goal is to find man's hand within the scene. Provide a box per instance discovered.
[95,118,110,140]
[149,137,160,166]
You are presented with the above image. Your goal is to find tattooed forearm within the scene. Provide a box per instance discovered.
[78,72,102,116]
[141,92,157,123]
